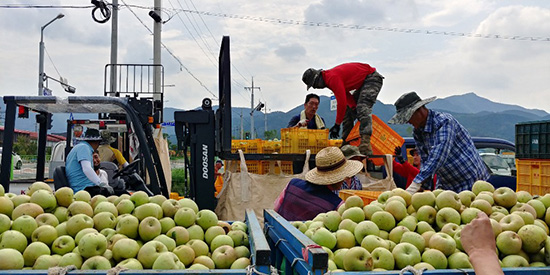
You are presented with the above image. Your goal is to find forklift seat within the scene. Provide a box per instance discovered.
[53,166,70,190]
[99,161,118,185]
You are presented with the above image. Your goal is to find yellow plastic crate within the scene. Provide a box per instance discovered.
[232,160,262,174]
[260,160,293,175]
[516,159,550,196]
[262,140,282,154]
[328,139,343,148]
[281,128,329,154]
[338,190,383,205]
[231,139,263,153]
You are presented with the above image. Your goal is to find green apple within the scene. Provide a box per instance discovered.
[493,187,517,208]
[471,180,494,195]
[0,230,28,253]
[231,257,251,269]
[499,214,525,232]
[187,224,205,241]
[159,217,176,234]
[421,248,447,269]
[161,199,181,218]
[139,216,162,242]
[235,245,250,259]
[397,216,417,232]
[440,223,460,237]
[231,221,247,232]
[113,194,130,206]
[377,191,392,204]
[178,198,199,213]
[0,248,24,269]
[292,221,308,233]
[496,230,522,255]
[54,187,74,207]
[385,200,408,221]
[476,193,495,205]
[527,200,546,219]
[154,235,177,251]
[134,203,163,221]
[31,224,58,246]
[51,235,76,255]
[227,229,249,247]
[534,219,549,234]
[501,255,529,267]
[32,254,61,269]
[116,199,135,215]
[23,241,50,267]
[12,214,38,239]
[416,205,437,224]
[335,229,356,249]
[53,207,69,223]
[58,252,83,268]
[388,226,410,244]
[360,235,388,252]
[116,214,139,238]
[448,251,472,268]
[333,248,349,269]
[111,238,140,261]
[173,244,195,267]
[0,213,10,233]
[92,212,116,232]
[130,191,150,207]
[460,207,482,224]
[422,231,436,248]
[428,232,455,256]
[78,232,107,258]
[354,220,380,244]
[10,195,30,207]
[27,181,53,196]
[211,245,238,269]
[66,213,94,237]
[516,191,533,203]
[490,212,506,222]
[370,211,395,232]
[68,201,93,217]
[187,239,209,257]
[323,211,341,232]
[338,219,357,233]
[137,240,168,269]
[345,195,364,209]
[512,202,537,217]
[210,234,235,251]
[75,228,99,245]
[341,207,365,224]
[362,204,383,220]
[193,255,215,269]
[56,222,68,236]
[415,221,435,235]
[0,196,14,217]
[94,201,118,216]
[81,255,111,269]
[204,225,226,245]
[107,234,127,250]
[166,226,190,246]
[392,242,421,269]
[411,191,436,211]
[116,258,143,269]
[435,207,460,229]
[308,221,324,230]
[174,207,197,227]
[492,205,509,215]
[457,190,476,207]
[11,202,44,219]
[453,230,464,251]
[196,209,219,230]
[90,195,108,209]
[400,232,425,252]
[337,204,346,215]
[513,211,535,225]
[391,188,412,206]
[518,224,547,253]
[74,190,91,203]
[370,247,394,270]
[152,251,184,269]
[343,246,373,271]
[435,191,461,211]
[149,195,167,206]
[386,195,407,207]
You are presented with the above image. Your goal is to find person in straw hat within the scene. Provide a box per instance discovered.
[388,91,489,194]
[98,129,129,169]
[338,145,366,193]
[66,128,114,196]
[274,146,363,221]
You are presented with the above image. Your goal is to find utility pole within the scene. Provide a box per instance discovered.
[244,77,260,139]
[153,0,162,120]
[240,110,244,140]
[264,101,267,136]
[109,0,118,96]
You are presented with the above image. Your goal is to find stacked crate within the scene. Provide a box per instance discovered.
[515,120,550,195]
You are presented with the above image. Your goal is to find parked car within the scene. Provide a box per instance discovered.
[480,153,512,176]
[0,148,23,170]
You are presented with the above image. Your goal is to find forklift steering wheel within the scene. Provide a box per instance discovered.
[113,159,141,178]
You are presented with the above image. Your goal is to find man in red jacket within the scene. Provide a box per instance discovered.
[302,63,384,155]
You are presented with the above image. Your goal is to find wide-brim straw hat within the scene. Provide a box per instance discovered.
[100,129,117,144]
[306,147,364,185]
[76,128,102,141]
[340,145,366,160]
[388,91,436,124]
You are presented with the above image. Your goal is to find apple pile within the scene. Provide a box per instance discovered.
[293,181,550,271]
[0,182,251,270]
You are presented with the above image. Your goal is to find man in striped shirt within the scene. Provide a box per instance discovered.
[389,92,489,194]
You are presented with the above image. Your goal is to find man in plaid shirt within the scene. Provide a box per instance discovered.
[389,92,489,194]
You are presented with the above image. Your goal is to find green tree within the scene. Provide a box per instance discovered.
[264,129,278,140]
[13,135,37,155]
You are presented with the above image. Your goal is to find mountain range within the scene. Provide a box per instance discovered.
[3,92,549,144]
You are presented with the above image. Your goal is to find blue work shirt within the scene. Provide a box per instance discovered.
[66,141,96,192]
[413,110,489,192]
[287,114,326,129]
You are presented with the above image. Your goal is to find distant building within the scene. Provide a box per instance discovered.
[0,126,65,148]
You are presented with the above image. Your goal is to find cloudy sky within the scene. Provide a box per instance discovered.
[1,0,549,117]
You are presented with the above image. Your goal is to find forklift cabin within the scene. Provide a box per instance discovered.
[0,96,169,197]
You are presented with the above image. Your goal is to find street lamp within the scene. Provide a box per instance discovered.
[38,13,65,96]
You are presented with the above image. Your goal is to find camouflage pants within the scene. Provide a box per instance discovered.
[341,71,384,141]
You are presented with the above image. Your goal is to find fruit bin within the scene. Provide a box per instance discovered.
[516,159,550,196]
[264,209,550,275]
[281,128,329,154]
[338,190,382,205]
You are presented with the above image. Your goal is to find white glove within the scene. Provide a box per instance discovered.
[296,119,308,127]
[99,182,114,195]
[406,182,422,194]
